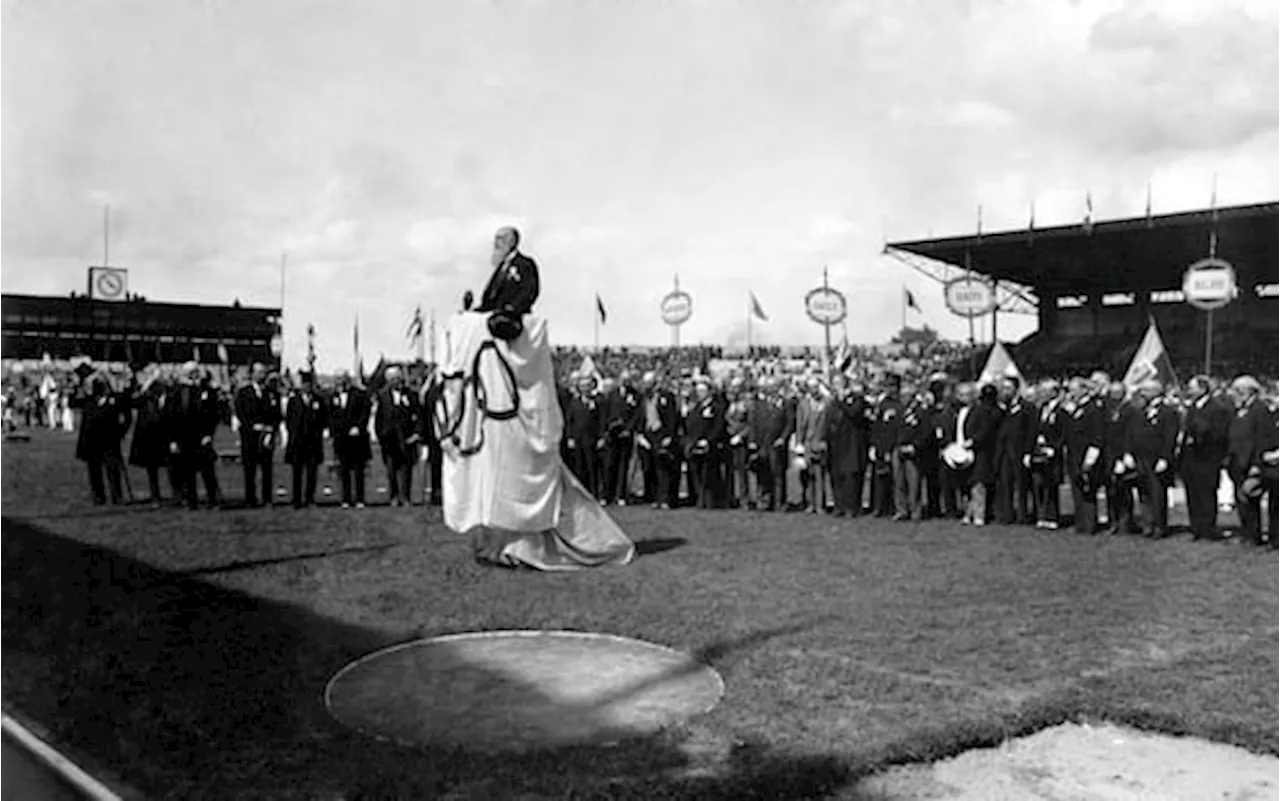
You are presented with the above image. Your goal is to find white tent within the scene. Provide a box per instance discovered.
[978,341,1024,387]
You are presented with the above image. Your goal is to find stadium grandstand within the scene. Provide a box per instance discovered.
[0,292,281,368]
[886,202,1279,380]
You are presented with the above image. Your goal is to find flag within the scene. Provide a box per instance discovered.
[905,288,920,312]
[1083,192,1094,232]
[406,306,424,345]
[749,291,768,321]
[1144,182,1153,227]
[1122,320,1178,389]
[835,331,853,373]
[366,355,388,394]
[978,341,1025,387]
[596,293,607,324]
[976,204,983,240]
[1028,200,1036,243]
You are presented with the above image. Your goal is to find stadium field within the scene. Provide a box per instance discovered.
[2,428,1276,799]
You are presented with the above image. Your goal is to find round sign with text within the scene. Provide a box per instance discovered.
[804,287,847,325]
[660,291,693,326]
[95,270,125,299]
[943,277,996,318]
[1182,257,1237,311]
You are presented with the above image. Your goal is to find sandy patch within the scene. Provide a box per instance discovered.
[856,722,1278,800]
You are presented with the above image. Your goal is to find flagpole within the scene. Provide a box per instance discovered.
[594,295,600,353]
[278,253,287,372]
[746,293,752,355]
[822,266,832,373]
[901,285,906,333]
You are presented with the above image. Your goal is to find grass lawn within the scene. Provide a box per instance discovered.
[2,427,1277,800]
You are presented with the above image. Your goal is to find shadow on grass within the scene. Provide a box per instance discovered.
[634,536,689,557]
[1,517,867,800]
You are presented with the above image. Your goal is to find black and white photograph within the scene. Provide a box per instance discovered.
[1,0,1277,798]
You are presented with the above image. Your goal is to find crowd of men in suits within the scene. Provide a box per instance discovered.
[558,367,1279,549]
[68,361,443,511]
[60,349,1279,550]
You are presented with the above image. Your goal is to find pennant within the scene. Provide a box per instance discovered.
[596,293,607,324]
[1083,192,1094,233]
[1122,320,1178,389]
[1144,182,1153,227]
[405,306,424,344]
[1028,200,1036,243]
[749,291,768,321]
[978,341,1025,387]
[905,288,920,312]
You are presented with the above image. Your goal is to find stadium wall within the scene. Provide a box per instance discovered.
[1,293,280,367]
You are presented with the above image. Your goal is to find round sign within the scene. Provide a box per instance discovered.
[660,290,693,326]
[95,270,124,299]
[943,277,996,318]
[804,287,847,325]
[1182,257,1237,311]
[269,334,284,358]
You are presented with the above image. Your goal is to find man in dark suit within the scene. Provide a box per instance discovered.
[418,371,444,506]
[636,372,681,509]
[285,372,327,508]
[329,369,372,508]
[1122,380,1180,538]
[747,377,794,512]
[172,366,224,509]
[1029,380,1064,529]
[374,366,421,507]
[1226,375,1278,547]
[563,374,601,493]
[1179,375,1231,540]
[1102,382,1140,535]
[825,375,870,517]
[1061,377,1105,534]
[994,377,1033,525]
[870,373,904,517]
[476,226,540,316]
[72,372,131,505]
[683,376,726,509]
[234,362,281,507]
[597,376,638,505]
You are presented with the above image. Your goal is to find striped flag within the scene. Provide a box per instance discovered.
[596,293,607,324]
[749,291,768,321]
[406,306,424,346]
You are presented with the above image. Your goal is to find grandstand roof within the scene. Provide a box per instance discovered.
[886,202,1278,294]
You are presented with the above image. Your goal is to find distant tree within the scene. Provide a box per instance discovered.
[891,325,940,347]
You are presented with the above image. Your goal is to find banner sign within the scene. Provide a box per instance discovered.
[88,267,128,301]
[1182,257,1237,311]
[660,290,693,326]
[804,286,847,325]
[942,276,996,318]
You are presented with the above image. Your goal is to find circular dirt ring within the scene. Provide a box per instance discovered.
[324,630,725,752]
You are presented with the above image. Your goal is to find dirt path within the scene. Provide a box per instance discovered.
[855,722,1278,800]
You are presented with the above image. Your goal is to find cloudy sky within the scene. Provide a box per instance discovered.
[3,0,1276,369]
